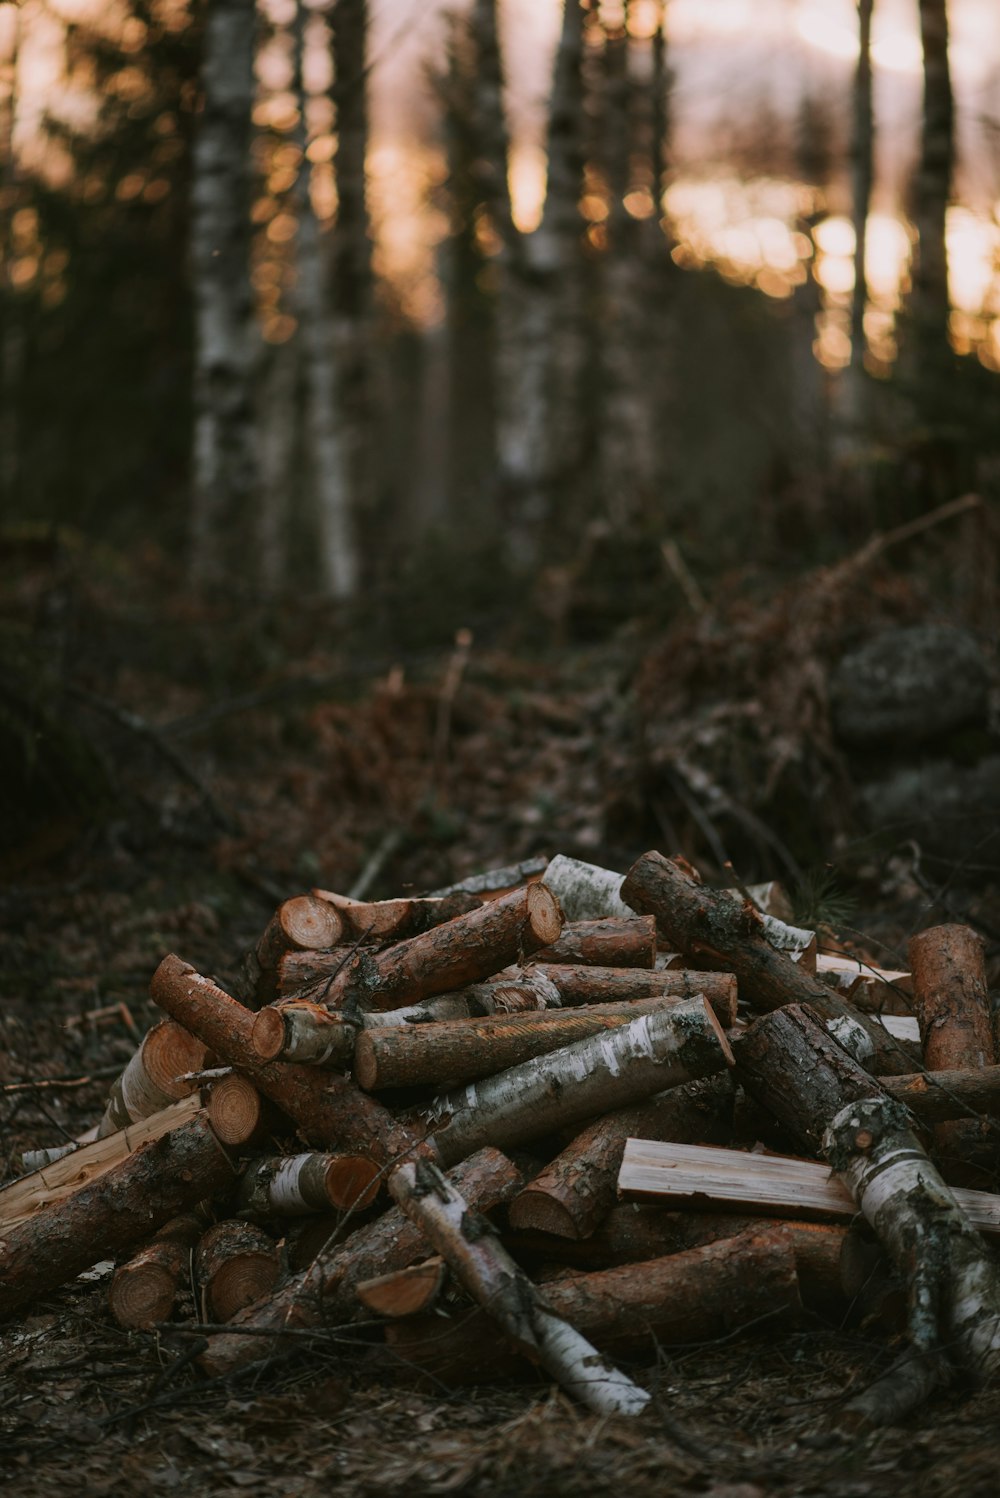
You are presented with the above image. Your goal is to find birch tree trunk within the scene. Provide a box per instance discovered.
[293,1,357,600]
[190,0,258,588]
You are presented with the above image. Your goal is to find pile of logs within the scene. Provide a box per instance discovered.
[3,851,1000,1425]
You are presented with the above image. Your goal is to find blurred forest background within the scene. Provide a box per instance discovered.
[2,0,1000,911]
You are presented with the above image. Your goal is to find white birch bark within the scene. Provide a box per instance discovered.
[542,853,634,921]
[389,1157,651,1416]
[236,1152,346,1216]
[190,0,258,588]
[293,1,357,600]
[824,1095,1000,1419]
[424,997,732,1166]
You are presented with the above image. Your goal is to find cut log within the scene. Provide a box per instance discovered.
[234,894,346,1007]
[388,1157,650,1416]
[621,851,911,1073]
[97,1020,208,1137]
[824,1094,1000,1421]
[541,854,634,921]
[151,955,434,1170]
[317,883,564,1013]
[311,889,481,941]
[235,1151,381,1216]
[0,1112,237,1321]
[617,1137,1000,1236]
[384,1225,800,1381]
[527,963,738,1025]
[355,1256,446,1318]
[108,1211,204,1330]
[508,1073,736,1240]
[0,1095,201,1233]
[195,1219,280,1323]
[356,998,737,1093]
[816,953,912,1011]
[199,1146,523,1378]
[881,1065,1000,1124]
[424,996,733,1167]
[909,923,996,1182]
[203,1072,276,1147]
[424,857,549,899]
[532,916,657,969]
[251,1001,356,1067]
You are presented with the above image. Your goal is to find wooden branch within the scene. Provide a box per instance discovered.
[312,888,481,941]
[356,997,736,1093]
[617,1138,1000,1236]
[97,1020,207,1137]
[150,955,434,1170]
[508,1073,736,1240]
[424,996,734,1167]
[527,963,738,1025]
[108,1212,204,1330]
[235,1151,380,1216]
[355,1256,446,1318]
[909,923,996,1181]
[621,851,911,1073]
[199,1146,523,1378]
[532,916,657,968]
[0,1112,237,1321]
[195,1219,280,1323]
[0,1095,201,1233]
[388,1157,651,1416]
[541,854,634,921]
[318,883,563,1012]
[384,1225,800,1382]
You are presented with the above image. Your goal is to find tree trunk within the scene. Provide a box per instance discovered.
[388,1156,651,1416]
[199,1146,522,1377]
[195,1219,280,1323]
[621,851,912,1074]
[423,996,733,1167]
[0,1113,236,1321]
[905,0,954,407]
[846,0,873,419]
[108,1212,205,1330]
[190,0,258,588]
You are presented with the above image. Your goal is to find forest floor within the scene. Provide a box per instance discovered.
[2,531,1000,1495]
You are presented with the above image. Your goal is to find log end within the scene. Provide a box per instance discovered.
[507,1189,583,1241]
[108,1263,177,1330]
[527,883,564,947]
[326,1154,382,1211]
[281,895,345,951]
[206,1073,266,1146]
[353,1032,378,1092]
[251,1006,287,1062]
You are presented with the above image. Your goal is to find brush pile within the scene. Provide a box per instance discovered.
[3,851,1000,1425]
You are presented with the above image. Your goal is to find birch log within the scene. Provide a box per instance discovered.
[235,1151,380,1216]
[389,1156,651,1416]
[200,1146,522,1377]
[151,955,434,1170]
[423,996,733,1167]
[98,1020,208,1137]
[621,851,910,1073]
[108,1212,204,1330]
[542,855,633,921]
[319,883,562,1012]
[0,1113,236,1321]
[252,1001,356,1067]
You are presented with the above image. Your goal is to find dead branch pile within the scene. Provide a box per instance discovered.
[3,850,1000,1425]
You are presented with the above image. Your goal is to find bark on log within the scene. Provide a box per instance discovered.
[312,889,481,941]
[424,997,733,1167]
[388,1156,651,1416]
[235,1151,380,1216]
[881,1066,1000,1124]
[909,923,995,1181]
[541,854,634,921]
[108,1211,204,1330]
[621,851,911,1074]
[532,916,657,968]
[151,955,434,1170]
[508,1073,736,1240]
[384,1226,800,1380]
[0,1095,201,1233]
[251,1001,356,1067]
[98,1020,208,1137]
[528,963,737,1025]
[318,883,563,1012]
[356,998,735,1093]
[199,1146,523,1378]
[424,856,548,899]
[0,1112,237,1321]
[824,1094,1000,1421]
[616,1137,1000,1236]
[355,1256,446,1318]
[733,1003,894,1154]
[195,1219,280,1323]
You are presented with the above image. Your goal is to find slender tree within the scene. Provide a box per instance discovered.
[190,0,259,587]
[0,3,22,515]
[849,0,873,389]
[905,0,954,406]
